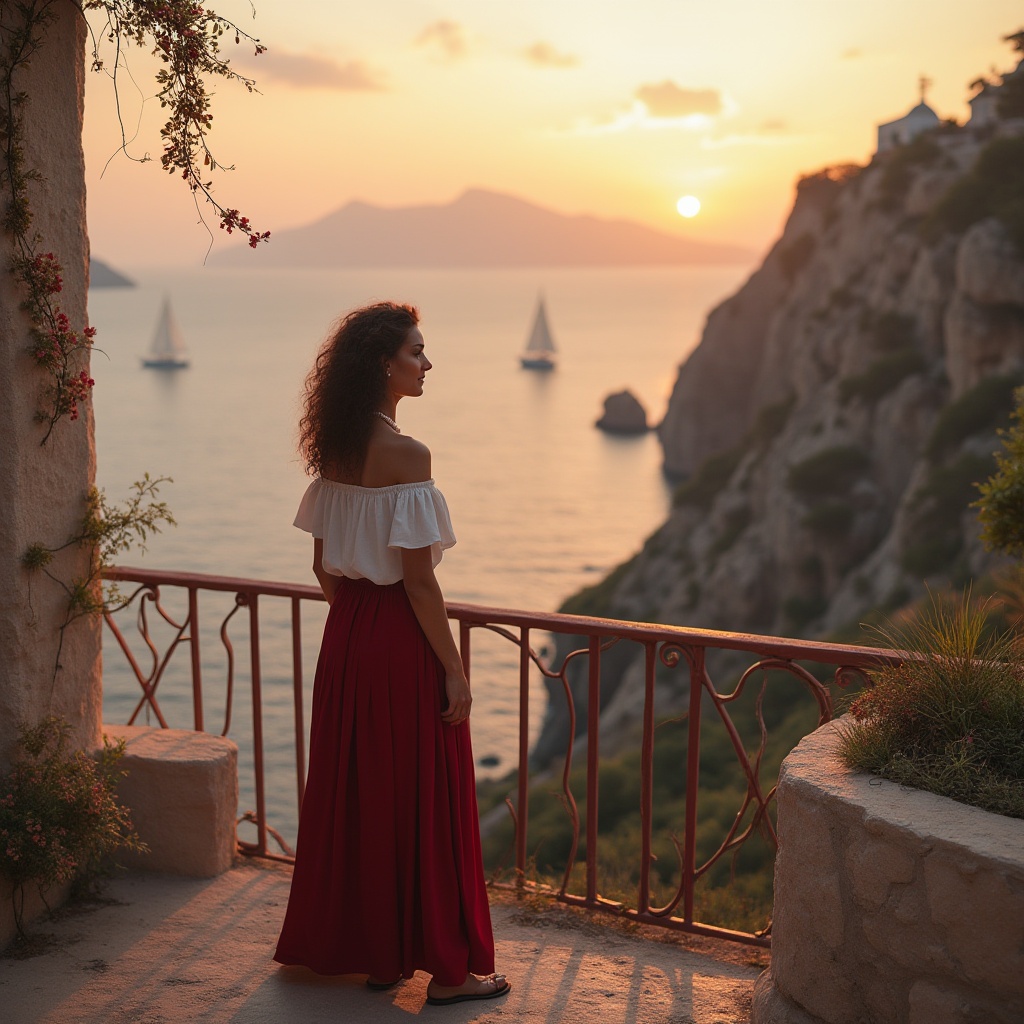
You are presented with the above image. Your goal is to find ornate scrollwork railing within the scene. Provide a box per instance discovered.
[103,566,902,947]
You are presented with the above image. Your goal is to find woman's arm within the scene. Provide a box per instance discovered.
[401,544,471,725]
[312,538,341,605]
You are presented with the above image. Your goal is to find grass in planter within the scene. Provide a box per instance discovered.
[838,591,1024,819]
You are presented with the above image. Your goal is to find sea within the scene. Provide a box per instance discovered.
[90,263,751,844]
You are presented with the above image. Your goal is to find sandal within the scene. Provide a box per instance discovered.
[426,974,511,1006]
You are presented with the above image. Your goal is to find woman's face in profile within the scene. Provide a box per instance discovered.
[387,326,432,399]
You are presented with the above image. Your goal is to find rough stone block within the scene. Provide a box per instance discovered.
[846,834,916,910]
[753,719,1024,1024]
[908,981,964,1024]
[105,725,238,877]
[924,851,1024,995]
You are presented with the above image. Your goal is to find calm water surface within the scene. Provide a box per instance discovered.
[91,264,749,842]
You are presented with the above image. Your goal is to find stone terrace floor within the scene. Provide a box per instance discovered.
[0,862,765,1024]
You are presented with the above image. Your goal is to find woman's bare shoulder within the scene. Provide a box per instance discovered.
[363,432,431,485]
[390,434,431,483]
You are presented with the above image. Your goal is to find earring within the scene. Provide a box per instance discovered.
[386,368,391,377]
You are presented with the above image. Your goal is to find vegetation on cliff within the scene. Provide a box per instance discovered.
[838,592,1024,819]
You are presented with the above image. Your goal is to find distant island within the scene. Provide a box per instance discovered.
[213,188,754,269]
[89,257,134,288]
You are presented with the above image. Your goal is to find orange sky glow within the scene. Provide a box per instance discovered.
[81,0,1024,267]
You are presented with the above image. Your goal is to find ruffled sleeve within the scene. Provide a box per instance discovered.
[292,478,456,585]
[389,482,456,554]
[293,478,327,536]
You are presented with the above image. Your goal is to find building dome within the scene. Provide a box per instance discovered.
[877,99,941,153]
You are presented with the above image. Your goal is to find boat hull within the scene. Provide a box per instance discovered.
[520,356,555,371]
[142,358,189,370]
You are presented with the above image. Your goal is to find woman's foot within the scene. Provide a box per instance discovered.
[426,972,511,1006]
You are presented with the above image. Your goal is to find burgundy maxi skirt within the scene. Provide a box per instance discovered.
[273,577,495,985]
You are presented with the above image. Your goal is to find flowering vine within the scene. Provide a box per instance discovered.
[23,474,176,681]
[0,0,267,442]
[84,0,271,248]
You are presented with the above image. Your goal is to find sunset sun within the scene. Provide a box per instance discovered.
[676,195,701,218]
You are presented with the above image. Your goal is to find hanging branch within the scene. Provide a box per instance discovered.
[0,0,268,441]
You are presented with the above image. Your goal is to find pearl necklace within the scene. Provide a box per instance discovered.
[375,411,400,433]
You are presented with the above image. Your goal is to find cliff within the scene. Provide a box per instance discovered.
[533,110,1024,767]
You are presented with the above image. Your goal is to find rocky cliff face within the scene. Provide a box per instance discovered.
[534,115,1024,767]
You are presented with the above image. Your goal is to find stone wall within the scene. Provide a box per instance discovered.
[0,4,98,767]
[752,720,1024,1024]
[0,6,99,949]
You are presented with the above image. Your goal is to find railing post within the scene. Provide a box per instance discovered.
[188,586,204,731]
[586,635,601,906]
[683,647,704,923]
[247,592,268,857]
[291,596,306,810]
[516,626,530,882]
[638,641,657,913]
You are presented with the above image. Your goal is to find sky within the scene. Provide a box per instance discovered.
[81,0,1024,268]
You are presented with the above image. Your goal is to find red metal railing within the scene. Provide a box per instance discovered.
[102,565,901,947]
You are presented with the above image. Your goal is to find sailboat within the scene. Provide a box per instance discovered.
[142,297,189,369]
[519,295,557,370]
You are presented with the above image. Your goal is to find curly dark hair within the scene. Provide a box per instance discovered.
[299,301,420,476]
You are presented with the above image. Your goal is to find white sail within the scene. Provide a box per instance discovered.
[525,297,556,354]
[150,298,188,360]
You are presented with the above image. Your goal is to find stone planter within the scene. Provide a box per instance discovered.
[752,719,1024,1024]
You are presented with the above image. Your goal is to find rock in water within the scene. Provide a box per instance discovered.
[596,390,649,434]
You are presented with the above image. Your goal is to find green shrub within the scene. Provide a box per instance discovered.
[902,453,996,575]
[782,594,828,629]
[839,592,1024,819]
[997,65,1024,119]
[0,718,146,937]
[828,285,855,309]
[926,373,1023,461]
[925,136,1024,253]
[709,505,753,558]
[975,387,1024,558]
[673,446,744,509]
[778,232,816,280]
[861,311,917,351]
[559,558,635,617]
[877,135,942,207]
[786,445,870,499]
[802,500,855,540]
[751,396,796,448]
[839,348,927,404]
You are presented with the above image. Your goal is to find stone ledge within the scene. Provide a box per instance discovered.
[754,718,1024,1024]
[104,725,238,878]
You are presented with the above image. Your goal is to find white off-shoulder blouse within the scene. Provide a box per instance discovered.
[293,477,456,585]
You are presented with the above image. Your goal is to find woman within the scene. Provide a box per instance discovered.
[274,302,510,1007]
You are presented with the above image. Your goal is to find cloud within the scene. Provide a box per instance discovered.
[842,48,863,60]
[635,81,722,118]
[251,50,387,91]
[570,81,731,135]
[415,20,468,60]
[522,42,578,69]
[758,118,788,133]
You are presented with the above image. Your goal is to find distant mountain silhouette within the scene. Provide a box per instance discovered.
[89,257,134,288]
[214,189,753,268]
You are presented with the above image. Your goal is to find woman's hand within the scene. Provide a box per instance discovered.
[442,670,472,725]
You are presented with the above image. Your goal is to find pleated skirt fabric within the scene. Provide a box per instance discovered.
[273,576,495,985]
